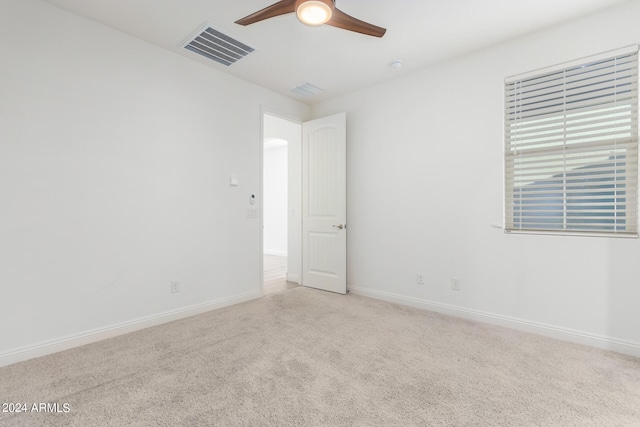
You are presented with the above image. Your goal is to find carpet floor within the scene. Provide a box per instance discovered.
[1,287,639,426]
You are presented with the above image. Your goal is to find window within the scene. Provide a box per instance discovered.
[504,45,639,237]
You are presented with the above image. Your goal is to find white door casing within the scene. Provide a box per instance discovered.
[302,113,347,294]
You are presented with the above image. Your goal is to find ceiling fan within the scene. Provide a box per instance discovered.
[235,0,387,38]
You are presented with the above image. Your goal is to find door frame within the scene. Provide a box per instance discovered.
[260,107,304,294]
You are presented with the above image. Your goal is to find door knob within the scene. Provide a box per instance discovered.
[332,224,345,230]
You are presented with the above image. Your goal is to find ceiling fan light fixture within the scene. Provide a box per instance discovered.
[296,0,333,26]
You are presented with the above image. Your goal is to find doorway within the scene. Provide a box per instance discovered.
[263,113,302,294]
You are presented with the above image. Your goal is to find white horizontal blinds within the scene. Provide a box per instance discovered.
[505,46,639,236]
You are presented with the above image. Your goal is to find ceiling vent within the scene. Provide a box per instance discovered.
[291,82,324,97]
[182,23,255,66]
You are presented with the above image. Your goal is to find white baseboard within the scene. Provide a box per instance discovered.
[264,250,287,257]
[0,290,262,368]
[348,286,640,358]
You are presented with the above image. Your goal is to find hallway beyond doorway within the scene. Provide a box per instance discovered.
[264,255,298,294]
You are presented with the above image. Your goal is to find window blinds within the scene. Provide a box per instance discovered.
[504,45,639,237]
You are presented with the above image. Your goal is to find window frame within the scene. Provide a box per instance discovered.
[504,45,639,238]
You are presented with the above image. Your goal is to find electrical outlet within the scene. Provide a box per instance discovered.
[416,273,424,285]
[171,280,180,293]
[451,278,461,291]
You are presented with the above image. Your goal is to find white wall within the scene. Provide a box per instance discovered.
[0,0,309,365]
[312,1,640,355]
[263,140,288,256]
[263,114,302,283]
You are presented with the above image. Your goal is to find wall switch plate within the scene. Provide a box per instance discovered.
[416,273,424,285]
[451,278,461,291]
[171,280,180,293]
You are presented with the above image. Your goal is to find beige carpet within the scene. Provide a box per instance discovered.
[1,287,639,426]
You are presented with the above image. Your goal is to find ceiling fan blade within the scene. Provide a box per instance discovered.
[235,0,296,26]
[326,7,387,38]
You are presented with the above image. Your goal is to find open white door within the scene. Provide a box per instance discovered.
[302,113,347,294]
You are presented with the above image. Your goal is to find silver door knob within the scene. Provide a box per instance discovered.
[332,224,345,230]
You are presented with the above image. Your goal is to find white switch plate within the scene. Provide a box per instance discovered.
[229,176,239,187]
[171,280,180,293]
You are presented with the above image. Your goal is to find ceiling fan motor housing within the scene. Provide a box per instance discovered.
[295,0,335,26]
[295,0,335,10]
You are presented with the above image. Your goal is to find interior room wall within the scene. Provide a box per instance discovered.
[263,140,288,257]
[0,0,309,366]
[311,0,640,356]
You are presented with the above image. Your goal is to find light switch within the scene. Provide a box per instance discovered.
[229,176,239,187]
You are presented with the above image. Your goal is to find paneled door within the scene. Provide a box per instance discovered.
[301,113,346,294]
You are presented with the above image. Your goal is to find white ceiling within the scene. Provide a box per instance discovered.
[43,0,630,105]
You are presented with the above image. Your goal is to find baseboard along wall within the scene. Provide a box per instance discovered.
[286,273,300,284]
[0,290,262,368]
[348,286,640,358]
[263,250,288,257]
[4,285,638,368]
